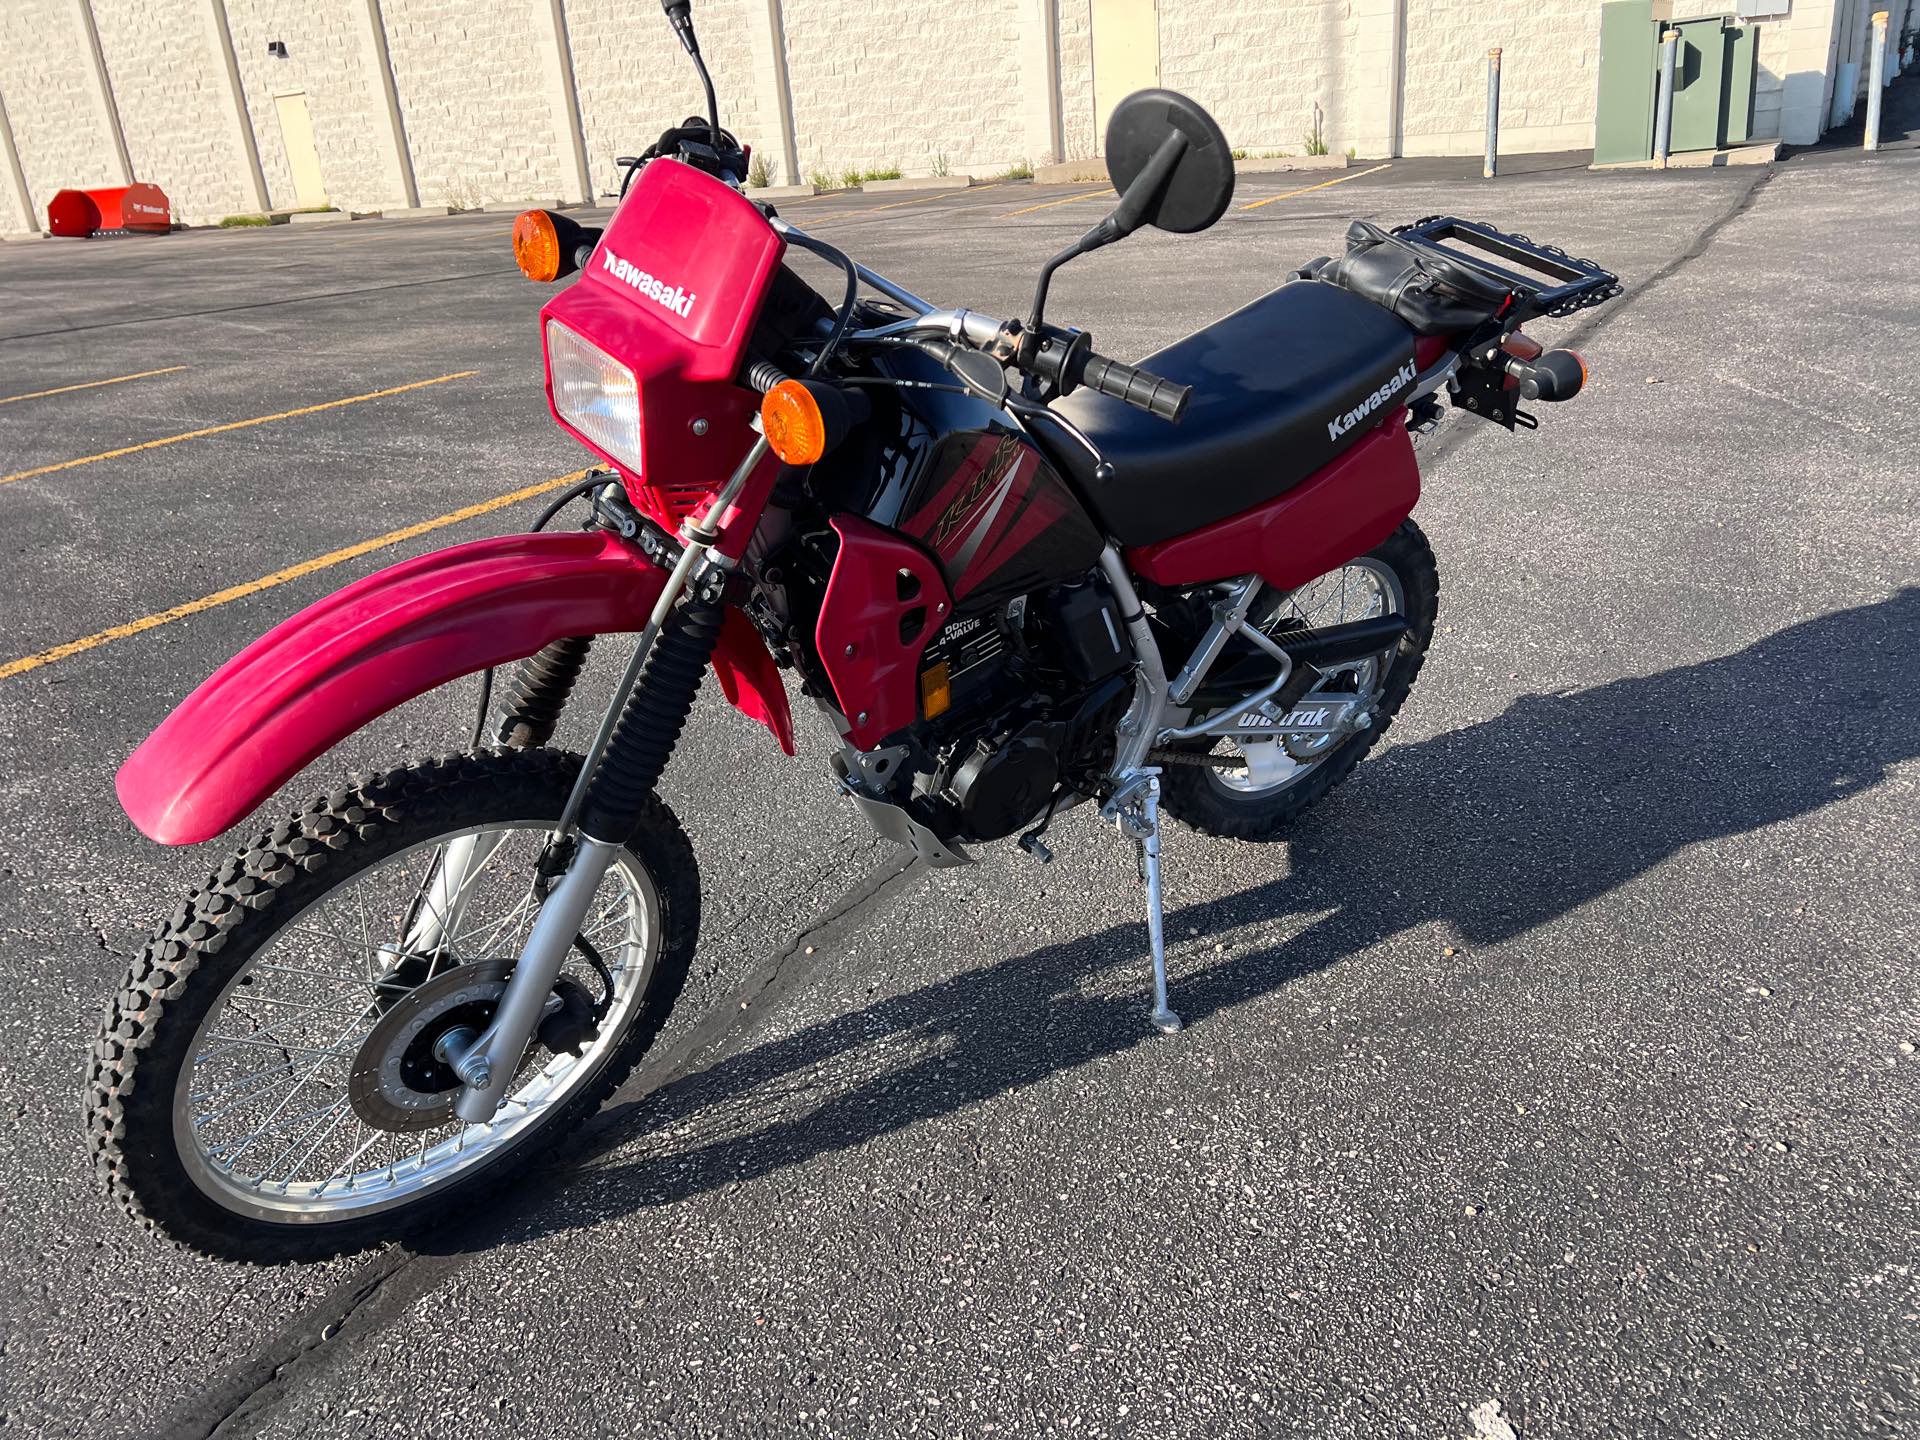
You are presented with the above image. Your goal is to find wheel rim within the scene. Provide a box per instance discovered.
[1207,557,1405,797]
[171,822,659,1223]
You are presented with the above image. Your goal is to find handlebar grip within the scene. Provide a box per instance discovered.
[1079,352,1191,422]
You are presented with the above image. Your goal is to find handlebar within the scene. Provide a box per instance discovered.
[874,308,1188,421]
[1077,352,1191,422]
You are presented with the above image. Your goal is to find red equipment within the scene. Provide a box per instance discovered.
[45,182,171,238]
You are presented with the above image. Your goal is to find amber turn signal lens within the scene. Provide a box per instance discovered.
[761,379,829,464]
[512,210,562,283]
[1500,331,1544,361]
[919,661,953,720]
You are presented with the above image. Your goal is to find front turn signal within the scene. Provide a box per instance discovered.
[761,379,829,464]
[512,210,563,283]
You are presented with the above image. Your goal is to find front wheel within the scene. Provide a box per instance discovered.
[1159,519,1439,840]
[84,748,698,1263]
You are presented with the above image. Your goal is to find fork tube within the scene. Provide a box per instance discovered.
[401,831,506,956]
[552,436,769,841]
[451,438,768,1119]
[451,836,621,1121]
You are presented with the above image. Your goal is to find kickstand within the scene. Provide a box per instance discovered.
[1103,770,1182,1034]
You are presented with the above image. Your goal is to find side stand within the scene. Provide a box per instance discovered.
[1104,770,1182,1034]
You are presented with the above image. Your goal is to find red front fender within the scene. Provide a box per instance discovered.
[118,529,793,846]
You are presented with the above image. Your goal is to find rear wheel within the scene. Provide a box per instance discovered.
[1159,520,1438,840]
[84,748,698,1263]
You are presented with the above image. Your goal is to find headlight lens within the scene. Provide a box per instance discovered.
[546,319,641,472]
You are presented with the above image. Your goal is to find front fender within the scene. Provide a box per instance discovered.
[118,529,793,845]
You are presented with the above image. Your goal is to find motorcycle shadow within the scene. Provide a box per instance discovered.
[435,586,1920,1251]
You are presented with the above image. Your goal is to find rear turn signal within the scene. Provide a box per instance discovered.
[761,380,829,464]
[512,210,563,283]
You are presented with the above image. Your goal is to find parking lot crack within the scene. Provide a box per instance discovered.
[147,849,924,1438]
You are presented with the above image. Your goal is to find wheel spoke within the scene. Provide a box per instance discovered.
[174,811,663,1217]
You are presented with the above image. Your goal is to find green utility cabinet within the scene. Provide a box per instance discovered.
[1595,2,1759,163]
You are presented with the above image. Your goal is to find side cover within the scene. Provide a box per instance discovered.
[1124,416,1420,590]
[119,530,792,846]
[815,516,954,751]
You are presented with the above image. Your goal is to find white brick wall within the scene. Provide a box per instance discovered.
[0,0,118,229]
[1158,0,1388,158]
[780,0,1029,180]
[0,0,1881,234]
[227,0,407,214]
[91,0,257,224]
[377,0,569,208]
[1056,0,1096,160]
[567,0,765,200]
[1399,0,1599,157]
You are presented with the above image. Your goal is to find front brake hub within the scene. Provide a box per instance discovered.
[349,959,514,1131]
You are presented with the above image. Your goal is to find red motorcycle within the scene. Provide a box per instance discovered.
[87,1,1617,1260]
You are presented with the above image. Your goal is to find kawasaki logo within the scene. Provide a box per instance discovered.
[1326,359,1417,441]
[601,248,696,319]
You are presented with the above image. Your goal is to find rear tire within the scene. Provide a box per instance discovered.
[1159,519,1438,841]
[84,748,698,1263]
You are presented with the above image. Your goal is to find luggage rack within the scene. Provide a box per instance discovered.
[1389,216,1621,320]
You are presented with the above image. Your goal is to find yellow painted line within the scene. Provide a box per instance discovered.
[0,469,591,682]
[0,370,476,488]
[807,182,1003,226]
[0,365,188,407]
[1239,163,1392,211]
[1001,186,1113,219]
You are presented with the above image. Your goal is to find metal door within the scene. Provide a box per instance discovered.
[1091,0,1161,150]
[273,92,327,209]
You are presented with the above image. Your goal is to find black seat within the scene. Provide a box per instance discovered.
[1049,280,1418,548]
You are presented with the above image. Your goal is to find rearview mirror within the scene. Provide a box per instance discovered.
[1103,89,1234,235]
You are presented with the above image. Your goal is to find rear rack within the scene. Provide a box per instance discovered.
[1389,216,1621,320]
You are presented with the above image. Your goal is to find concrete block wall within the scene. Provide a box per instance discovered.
[225,0,405,215]
[88,0,256,222]
[567,0,765,199]
[1055,0,1096,160]
[780,0,1029,181]
[0,0,119,230]
[1400,0,1599,157]
[0,0,1890,235]
[378,0,569,209]
[1158,0,1387,158]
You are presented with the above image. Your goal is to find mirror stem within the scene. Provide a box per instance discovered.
[1028,217,1120,332]
[1025,129,1188,332]
[662,0,721,136]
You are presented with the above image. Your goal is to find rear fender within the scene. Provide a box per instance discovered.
[118,529,792,846]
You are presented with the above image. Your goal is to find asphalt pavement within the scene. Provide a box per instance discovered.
[0,153,1914,1439]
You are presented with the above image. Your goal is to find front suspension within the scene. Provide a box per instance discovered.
[576,597,725,840]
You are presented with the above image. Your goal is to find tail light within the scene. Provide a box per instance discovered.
[545,319,642,471]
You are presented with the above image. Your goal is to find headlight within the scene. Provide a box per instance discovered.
[546,319,641,472]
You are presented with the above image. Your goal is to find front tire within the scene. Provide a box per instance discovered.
[84,748,698,1263]
[1159,519,1438,841]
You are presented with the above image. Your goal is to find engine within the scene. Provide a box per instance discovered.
[903,578,1135,843]
[760,525,1135,848]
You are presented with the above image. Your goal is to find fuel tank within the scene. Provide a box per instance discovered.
[809,346,1105,612]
